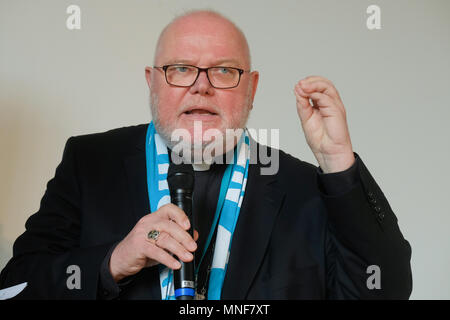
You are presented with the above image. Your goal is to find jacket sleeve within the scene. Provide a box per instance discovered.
[318,153,412,299]
[0,137,115,299]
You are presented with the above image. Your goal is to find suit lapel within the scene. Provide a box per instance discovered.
[123,124,150,223]
[123,152,150,223]
[221,160,285,299]
[122,124,162,299]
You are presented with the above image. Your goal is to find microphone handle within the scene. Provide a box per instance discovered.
[172,190,195,300]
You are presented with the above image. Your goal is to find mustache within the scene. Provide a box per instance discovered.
[150,92,221,116]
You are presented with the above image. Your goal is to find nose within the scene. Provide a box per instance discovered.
[189,70,215,96]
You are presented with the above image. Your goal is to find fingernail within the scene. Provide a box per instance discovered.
[173,261,181,269]
[184,252,193,260]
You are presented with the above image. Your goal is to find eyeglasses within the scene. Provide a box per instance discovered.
[153,64,249,89]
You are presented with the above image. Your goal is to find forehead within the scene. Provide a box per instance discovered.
[156,14,249,67]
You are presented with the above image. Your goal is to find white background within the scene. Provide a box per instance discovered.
[1,0,449,299]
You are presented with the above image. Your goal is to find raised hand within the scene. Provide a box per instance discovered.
[294,76,355,173]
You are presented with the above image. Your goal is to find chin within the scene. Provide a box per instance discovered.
[177,119,226,138]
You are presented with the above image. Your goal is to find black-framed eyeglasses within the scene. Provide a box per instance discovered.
[153,64,249,89]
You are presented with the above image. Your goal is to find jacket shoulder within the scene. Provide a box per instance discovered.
[276,147,319,181]
[253,143,320,195]
[68,123,148,155]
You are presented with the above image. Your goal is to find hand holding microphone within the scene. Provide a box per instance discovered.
[109,203,198,282]
[109,162,197,285]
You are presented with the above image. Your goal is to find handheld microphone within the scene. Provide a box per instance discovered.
[167,163,195,300]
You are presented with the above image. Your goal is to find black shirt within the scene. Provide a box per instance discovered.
[192,163,227,263]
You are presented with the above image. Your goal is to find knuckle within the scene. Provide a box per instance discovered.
[159,203,170,213]
[159,219,172,232]
[136,214,154,230]
[157,231,170,244]
[151,217,165,229]
[156,204,170,216]
[134,222,149,236]
[165,203,177,213]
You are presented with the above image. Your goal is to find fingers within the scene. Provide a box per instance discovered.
[151,218,197,252]
[294,84,314,124]
[110,204,200,281]
[302,75,333,86]
[296,76,342,103]
[151,230,194,263]
[143,228,200,270]
[294,76,346,118]
[145,242,182,270]
[140,203,198,269]
[159,203,192,230]
[309,92,342,118]
[301,75,334,91]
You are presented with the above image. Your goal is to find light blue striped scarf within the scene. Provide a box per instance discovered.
[145,122,250,300]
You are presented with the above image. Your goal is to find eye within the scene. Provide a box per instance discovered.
[175,66,188,73]
[218,67,230,74]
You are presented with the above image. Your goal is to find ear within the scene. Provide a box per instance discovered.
[249,71,259,109]
[145,66,152,89]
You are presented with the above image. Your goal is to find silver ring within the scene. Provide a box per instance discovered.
[147,230,160,242]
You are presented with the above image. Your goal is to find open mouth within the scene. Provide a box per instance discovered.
[184,109,217,115]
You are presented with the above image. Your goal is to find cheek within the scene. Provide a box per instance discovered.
[220,93,249,119]
[157,90,184,121]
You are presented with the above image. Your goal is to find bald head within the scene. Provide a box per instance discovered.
[153,10,252,69]
[146,10,259,157]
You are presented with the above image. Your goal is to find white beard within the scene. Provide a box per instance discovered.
[149,84,253,164]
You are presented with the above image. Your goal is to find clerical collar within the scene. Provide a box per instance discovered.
[192,163,211,171]
[169,144,238,172]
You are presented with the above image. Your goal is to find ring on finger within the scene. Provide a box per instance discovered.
[147,230,160,244]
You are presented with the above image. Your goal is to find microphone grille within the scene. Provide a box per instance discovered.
[167,163,194,190]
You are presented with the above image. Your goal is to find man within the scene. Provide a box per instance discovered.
[0,10,412,299]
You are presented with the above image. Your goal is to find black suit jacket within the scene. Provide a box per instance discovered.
[0,124,412,299]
